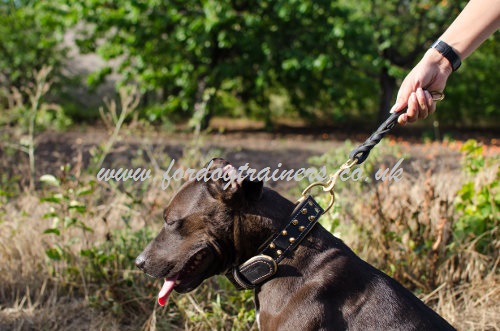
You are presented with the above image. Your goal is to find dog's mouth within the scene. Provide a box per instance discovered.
[158,247,215,306]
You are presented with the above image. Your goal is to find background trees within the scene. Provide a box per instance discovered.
[0,1,67,92]
[1,0,499,128]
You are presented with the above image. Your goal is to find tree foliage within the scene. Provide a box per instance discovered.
[0,1,67,91]
[59,0,382,125]
[441,38,500,125]
[2,0,499,127]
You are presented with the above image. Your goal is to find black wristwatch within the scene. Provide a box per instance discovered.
[430,40,462,71]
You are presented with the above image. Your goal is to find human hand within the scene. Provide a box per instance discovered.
[390,48,453,125]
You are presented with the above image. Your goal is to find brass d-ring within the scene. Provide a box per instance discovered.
[431,91,445,101]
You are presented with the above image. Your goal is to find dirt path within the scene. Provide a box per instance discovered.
[29,125,499,195]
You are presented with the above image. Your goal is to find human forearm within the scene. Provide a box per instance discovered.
[391,0,500,125]
[439,0,500,60]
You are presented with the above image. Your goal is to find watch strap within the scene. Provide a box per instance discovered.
[430,40,461,71]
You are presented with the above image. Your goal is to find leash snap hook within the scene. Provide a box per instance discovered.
[299,158,357,214]
[323,158,358,192]
[299,182,335,214]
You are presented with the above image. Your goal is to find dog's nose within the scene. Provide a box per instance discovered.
[135,255,146,270]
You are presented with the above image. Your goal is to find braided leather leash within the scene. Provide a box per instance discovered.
[349,110,404,164]
[349,89,446,164]
[298,109,408,213]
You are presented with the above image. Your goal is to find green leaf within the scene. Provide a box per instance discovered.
[457,182,475,202]
[64,217,77,228]
[282,58,300,71]
[40,195,62,203]
[45,247,62,261]
[43,228,61,235]
[76,187,94,196]
[80,248,94,257]
[69,200,87,213]
[43,211,58,219]
[68,205,87,213]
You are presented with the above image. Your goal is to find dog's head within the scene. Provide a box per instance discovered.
[135,158,263,306]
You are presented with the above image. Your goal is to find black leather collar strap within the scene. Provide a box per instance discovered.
[430,39,461,71]
[226,195,324,290]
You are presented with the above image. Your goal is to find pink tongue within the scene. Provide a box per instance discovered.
[158,276,178,306]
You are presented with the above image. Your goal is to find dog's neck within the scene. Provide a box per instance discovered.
[235,187,342,269]
[235,188,303,263]
[252,188,297,228]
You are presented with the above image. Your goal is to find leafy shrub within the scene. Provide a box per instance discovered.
[454,139,499,255]
[0,2,66,92]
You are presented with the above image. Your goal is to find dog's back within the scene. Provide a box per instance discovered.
[255,211,455,331]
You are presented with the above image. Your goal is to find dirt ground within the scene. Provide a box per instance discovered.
[33,122,500,195]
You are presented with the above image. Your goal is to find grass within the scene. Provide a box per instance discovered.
[0,79,499,330]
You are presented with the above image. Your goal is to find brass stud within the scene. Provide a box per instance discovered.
[301,208,308,215]
[289,237,296,243]
[292,219,299,225]
[269,243,276,249]
[276,250,283,255]
[299,226,305,232]
[308,215,315,221]
[308,201,313,206]
[281,230,288,236]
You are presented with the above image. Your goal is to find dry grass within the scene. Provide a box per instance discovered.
[316,142,499,331]
[0,133,499,330]
[0,182,171,330]
[425,275,500,330]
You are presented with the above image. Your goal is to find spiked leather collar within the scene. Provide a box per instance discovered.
[226,195,324,290]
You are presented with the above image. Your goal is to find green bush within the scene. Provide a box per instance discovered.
[0,1,67,92]
[454,139,499,254]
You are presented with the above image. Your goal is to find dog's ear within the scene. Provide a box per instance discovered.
[205,158,239,201]
[204,158,230,171]
[241,178,263,202]
[204,158,263,204]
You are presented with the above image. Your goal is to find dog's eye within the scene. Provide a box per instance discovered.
[164,217,184,227]
[163,209,175,225]
[163,208,182,226]
[166,218,181,226]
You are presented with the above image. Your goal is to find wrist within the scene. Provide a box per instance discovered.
[430,39,462,71]
[425,48,454,76]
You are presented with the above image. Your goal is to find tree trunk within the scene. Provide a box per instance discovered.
[191,79,215,133]
[201,98,213,131]
[378,66,396,124]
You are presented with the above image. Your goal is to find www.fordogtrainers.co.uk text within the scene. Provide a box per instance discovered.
[96,158,405,190]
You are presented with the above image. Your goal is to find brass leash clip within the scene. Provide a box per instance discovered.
[298,158,358,214]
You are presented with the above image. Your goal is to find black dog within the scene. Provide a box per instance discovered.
[136,158,455,330]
